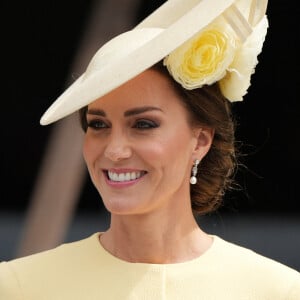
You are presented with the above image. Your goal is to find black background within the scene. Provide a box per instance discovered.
[1,0,299,216]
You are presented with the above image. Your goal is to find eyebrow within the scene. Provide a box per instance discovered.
[124,106,163,117]
[87,106,163,117]
[87,109,106,117]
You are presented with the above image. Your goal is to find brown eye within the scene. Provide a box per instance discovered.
[134,119,159,129]
[87,120,109,130]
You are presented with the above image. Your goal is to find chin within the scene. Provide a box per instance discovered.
[102,196,150,216]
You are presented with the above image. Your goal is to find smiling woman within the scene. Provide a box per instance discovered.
[1,0,300,299]
[80,62,234,217]
[82,68,213,219]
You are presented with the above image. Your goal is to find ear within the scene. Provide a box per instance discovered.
[192,127,214,161]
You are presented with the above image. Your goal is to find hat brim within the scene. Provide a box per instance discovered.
[40,0,240,125]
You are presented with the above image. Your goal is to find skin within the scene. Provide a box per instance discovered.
[83,69,214,264]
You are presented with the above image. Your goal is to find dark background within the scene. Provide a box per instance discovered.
[1,0,299,216]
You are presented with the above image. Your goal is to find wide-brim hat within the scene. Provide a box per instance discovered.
[40,0,269,125]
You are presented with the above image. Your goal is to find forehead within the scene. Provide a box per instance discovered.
[88,69,182,110]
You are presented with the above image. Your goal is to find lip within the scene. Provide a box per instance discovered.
[102,168,147,188]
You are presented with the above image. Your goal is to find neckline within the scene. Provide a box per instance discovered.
[89,232,221,269]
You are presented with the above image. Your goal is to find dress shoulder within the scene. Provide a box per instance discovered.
[0,261,23,300]
[0,233,100,300]
[211,235,300,299]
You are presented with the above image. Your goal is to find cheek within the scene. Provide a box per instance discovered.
[160,128,194,157]
[159,129,196,172]
[142,131,192,169]
[135,140,165,164]
[82,136,99,166]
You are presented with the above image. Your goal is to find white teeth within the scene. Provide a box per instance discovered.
[107,171,144,182]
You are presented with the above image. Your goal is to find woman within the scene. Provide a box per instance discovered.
[1,0,299,299]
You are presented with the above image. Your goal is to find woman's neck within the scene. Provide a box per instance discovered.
[100,208,212,264]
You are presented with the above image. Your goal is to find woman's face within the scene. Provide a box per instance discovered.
[83,69,212,216]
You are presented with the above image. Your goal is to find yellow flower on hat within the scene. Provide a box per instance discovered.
[163,15,269,102]
[163,23,237,90]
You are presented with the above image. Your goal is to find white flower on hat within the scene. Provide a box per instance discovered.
[163,15,269,102]
[163,22,237,90]
[219,15,269,101]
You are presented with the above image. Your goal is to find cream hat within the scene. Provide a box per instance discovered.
[40,0,269,125]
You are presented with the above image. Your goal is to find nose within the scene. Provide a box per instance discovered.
[104,129,132,162]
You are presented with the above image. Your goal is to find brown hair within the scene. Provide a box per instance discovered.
[152,62,238,215]
[79,61,238,215]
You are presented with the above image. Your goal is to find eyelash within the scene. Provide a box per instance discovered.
[87,120,108,129]
[133,119,159,129]
[87,119,159,130]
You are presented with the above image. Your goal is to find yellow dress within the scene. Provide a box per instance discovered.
[1,233,299,299]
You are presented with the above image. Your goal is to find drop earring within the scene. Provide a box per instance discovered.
[190,159,200,185]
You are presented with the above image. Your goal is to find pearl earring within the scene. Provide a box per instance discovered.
[190,159,200,185]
